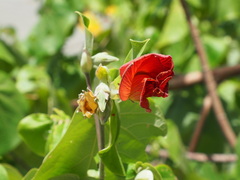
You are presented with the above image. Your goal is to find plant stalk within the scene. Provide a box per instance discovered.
[94,114,105,180]
[84,73,105,179]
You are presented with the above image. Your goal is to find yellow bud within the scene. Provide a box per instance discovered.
[95,64,109,83]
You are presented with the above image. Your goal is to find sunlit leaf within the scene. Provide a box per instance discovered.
[32,111,97,180]
[18,113,53,156]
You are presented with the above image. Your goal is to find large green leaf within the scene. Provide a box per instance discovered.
[32,111,97,180]
[118,99,167,163]
[18,113,53,156]
[0,72,28,155]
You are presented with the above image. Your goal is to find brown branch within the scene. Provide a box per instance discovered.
[188,95,212,152]
[169,65,240,90]
[180,0,236,147]
[158,149,238,163]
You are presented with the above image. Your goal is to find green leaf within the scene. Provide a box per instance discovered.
[118,99,167,163]
[130,39,150,59]
[0,164,23,180]
[99,102,125,176]
[32,111,97,180]
[49,174,80,180]
[18,113,53,156]
[76,11,94,55]
[124,39,150,64]
[0,72,28,155]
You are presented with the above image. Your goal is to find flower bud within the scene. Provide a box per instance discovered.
[92,52,119,65]
[95,64,109,83]
[80,50,92,73]
[135,169,153,180]
[94,83,110,112]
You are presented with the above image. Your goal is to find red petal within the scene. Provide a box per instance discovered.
[140,78,157,112]
[119,54,173,101]
[129,74,151,101]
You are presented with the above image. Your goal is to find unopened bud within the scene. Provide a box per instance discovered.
[95,64,109,83]
[80,50,92,73]
[135,169,153,180]
[95,83,110,112]
[92,52,119,65]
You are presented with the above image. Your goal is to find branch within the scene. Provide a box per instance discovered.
[169,65,240,90]
[180,0,236,147]
[158,149,238,163]
[188,95,212,152]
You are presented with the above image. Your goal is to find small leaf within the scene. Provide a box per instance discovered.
[130,39,150,59]
[124,39,150,64]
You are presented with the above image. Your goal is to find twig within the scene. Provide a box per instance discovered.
[169,65,240,90]
[180,0,236,147]
[158,149,238,163]
[188,95,212,152]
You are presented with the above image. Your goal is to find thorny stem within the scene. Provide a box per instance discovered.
[180,0,236,147]
[84,73,105,179]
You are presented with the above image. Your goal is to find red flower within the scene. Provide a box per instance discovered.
[119,53,174,112]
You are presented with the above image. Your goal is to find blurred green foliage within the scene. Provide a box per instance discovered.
[0,0,240,179]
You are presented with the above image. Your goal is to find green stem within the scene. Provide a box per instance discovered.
[84,73,105,179]
[94,114,105,180]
